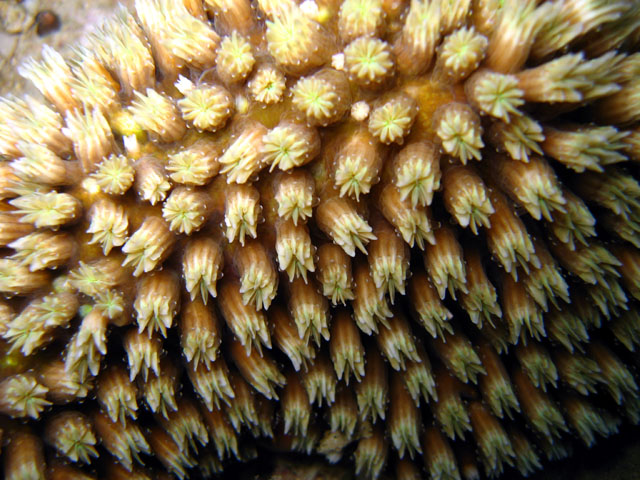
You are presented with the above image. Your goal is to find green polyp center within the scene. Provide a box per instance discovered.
[360,54,374,66]
[307,92,322,105]
[457,44,470,58]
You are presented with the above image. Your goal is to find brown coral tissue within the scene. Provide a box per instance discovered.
[1,0,640,479]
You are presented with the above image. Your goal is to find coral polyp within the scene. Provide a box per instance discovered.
[1,0,640,479]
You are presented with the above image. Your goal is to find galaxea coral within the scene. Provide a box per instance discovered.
[0,0,640,479]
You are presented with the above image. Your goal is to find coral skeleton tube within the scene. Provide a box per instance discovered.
[281,372,311,436]
[148,427,196,478]
[436,27,487,83]
[485,189,540,278]
[274,169,315,225]
[248,64,286,105]
[230,339,285,400]
[93,410,151,471]
[235,240,278,310]
[460,249,501,328]
[409,269,453,338]
[378,183,435,249]
[187,358,234,409]
[219,281,271,354]
[356,345,388,423]
[178,81,234,132]
[389,374,422,459]
[91,155,134,195]
[0,374,51,419]
[65,309,110,381]
[524,240,570,311]
[133,157,171,205]
[422,426,461,480]
[368,92,417,144]
[179,299,220,369]
[265,5,331,75]
[276,219,315,283]
[159,398,209,452]
[162,188,211,234]
[10,192,82,229]
[343,37,395,89]
[224,184,261,245]
[182,237,223,303]
[433,371,472,440]
[432,331,486,385]
[96,366,139,424]
[434,102,484,163]
[477,342,520,419]
[555,350,604,396]
[12,142,81,187]
[263,121,321,172]
[368,219,409,303]
[329,386,358,439]
[292,69,351,127]
[353,261,392,335]
[465,69,524,122]
[376,312,420,370]
[4,432,46,480]
[133,271,180,338]
[271,306,316,371]
[317,196,376,257]
[509,425,542,476]
[338,0,385,41]
[225,372,260,433]
[391,141,440,208]
[288,277,330,346]
[317,243,355,305]
[424,226,468,300]
[142,360,179,418]
[18,45,79,114]
[403,345,437,406]
[394,0,441,75]
[204,0,254,34]
[485,0,549,74]
[167,139,221,186]
[123,217,176,276]
[513,369,568,438]
[487,113,545,163]
[129,89,186,143]
[469,401,516,476]
[216,32,255,85]
[501,272,545,344]
[87,199,129,255]
[330,309,365,384]
[490,154,566,221]
[562,394,620,447]
[588,343,639,404]
[302,352,337,407]
[219,121,268,184]
[442,163,493,234]
[333,127,383,200]
[44,411,98,464]
[354,425,387,479]
[38,360,90,405]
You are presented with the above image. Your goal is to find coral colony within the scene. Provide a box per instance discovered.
[0,0,640,479]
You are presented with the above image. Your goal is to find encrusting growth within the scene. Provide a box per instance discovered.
[0,0,639,479]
